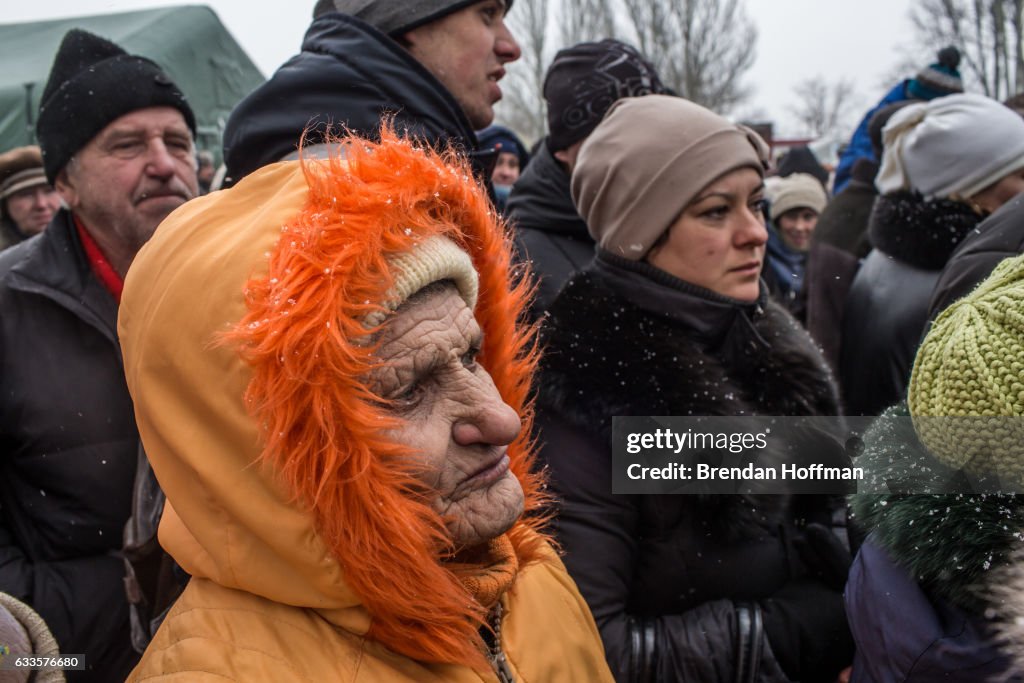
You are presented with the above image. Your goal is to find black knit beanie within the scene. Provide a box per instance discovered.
[543,39,668,152]
[313,0,514,36]
[36,29,197,184]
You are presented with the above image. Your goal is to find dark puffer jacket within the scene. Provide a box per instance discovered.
[506,140,594,320]
[928,191,1024,319]
[536,251,851,682]
[0,210,139,682]
[840,191,980,416]
[846,403,1023,682]
[222,13,484,184]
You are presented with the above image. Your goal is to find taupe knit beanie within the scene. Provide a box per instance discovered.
[572,94,769,260]
[909,252,1024,485]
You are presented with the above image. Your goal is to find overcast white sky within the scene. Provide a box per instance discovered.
[3,0,920,137]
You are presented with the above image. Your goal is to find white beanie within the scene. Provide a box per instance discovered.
[876,93,1024,200]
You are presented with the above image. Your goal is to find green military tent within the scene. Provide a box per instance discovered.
[0,5,265,159]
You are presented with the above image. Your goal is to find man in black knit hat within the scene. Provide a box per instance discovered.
[0,29,197,681]
[222,0,520,185]
[506,39,669,319]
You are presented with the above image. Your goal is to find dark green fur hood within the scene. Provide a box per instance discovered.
[850,402,1024,612]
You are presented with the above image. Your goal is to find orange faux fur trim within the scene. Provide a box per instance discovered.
[224,125,549,670]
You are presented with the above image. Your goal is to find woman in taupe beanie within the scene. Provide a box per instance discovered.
[533,95,853,682]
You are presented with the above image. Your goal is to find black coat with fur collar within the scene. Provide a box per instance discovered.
[840,191,980,416]
[536,253,843,683]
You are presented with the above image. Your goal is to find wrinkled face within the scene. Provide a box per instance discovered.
[403,0,521,130]
[776,207,818,252]
[646,167,767,302]
[371,285,525,548]
[491,151,520,187]
[56,106,198,256]
[5,183,60,236]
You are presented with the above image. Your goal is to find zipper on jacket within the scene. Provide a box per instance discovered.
[487,603,515,683]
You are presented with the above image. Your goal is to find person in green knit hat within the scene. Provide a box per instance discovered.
[844,252,1024,682]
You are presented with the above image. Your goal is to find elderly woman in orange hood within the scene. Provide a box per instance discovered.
[118,127,613,682]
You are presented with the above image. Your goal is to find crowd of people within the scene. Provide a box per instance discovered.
[3,1,1024,681]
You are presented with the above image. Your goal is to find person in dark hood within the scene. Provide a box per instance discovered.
[840,93,1024,417]
[536,94,853,683]
[775,145,829,189]
[476,124,529,213]
[222,0,520,185]
[506,39,668,320]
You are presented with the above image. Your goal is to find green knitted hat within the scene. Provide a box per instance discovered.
[909,253,1024,485]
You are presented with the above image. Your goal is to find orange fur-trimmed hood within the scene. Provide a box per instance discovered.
[118,129,552,671]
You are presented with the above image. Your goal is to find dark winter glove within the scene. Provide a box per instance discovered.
[760,578,854,683]
[794,522,852,591]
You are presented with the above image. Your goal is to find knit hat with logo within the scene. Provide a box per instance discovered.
[544,39,669,152]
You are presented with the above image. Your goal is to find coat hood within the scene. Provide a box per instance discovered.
[118,128,547,670]
[506,140,589,237]
[223,14,480,184]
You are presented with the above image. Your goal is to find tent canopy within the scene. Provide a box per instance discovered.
[0,5,265,159]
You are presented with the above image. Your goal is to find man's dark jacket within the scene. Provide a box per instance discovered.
[840,191,979,416]
[506,140,594,320]
[0,210,139,681]
[223,13,484,184]
[813,159,877,259]
[928,191,1024,320]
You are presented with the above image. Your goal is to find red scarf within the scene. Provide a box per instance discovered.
[74,215,123,303]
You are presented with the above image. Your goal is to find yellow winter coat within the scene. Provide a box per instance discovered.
[119,135,613,682]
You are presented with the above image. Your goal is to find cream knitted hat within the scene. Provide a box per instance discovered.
[366,235,479,327]
[909,252,1024,484]
[769,173,828,222]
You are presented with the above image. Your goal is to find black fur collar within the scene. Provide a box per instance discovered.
[537,266,841,537]
[538,268,840,437]
[869,190,981,269]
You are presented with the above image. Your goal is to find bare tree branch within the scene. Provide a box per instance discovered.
[494,0,551,144]
[496,0,758,141]
[619,0,756,112]
[911,0,1024,100]
[788,76,859,139]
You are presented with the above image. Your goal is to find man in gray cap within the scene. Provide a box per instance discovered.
[222,0,520,184]
[0,29,198,682]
